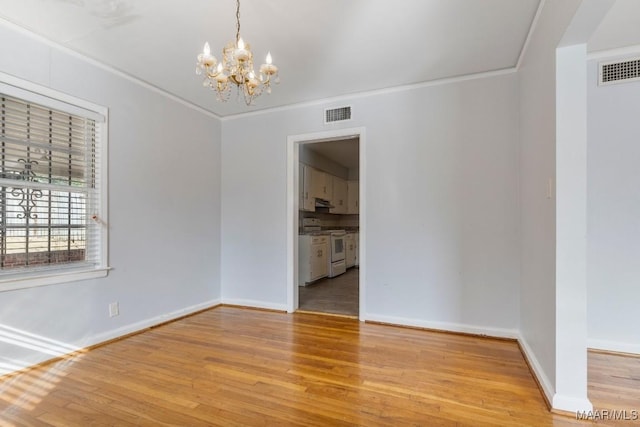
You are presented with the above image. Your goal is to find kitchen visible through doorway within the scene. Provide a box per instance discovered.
[296,136,360,316]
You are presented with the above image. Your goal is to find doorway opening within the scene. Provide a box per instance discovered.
[286,128,365,319]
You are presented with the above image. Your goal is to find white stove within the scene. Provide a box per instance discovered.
[327,230,346,278]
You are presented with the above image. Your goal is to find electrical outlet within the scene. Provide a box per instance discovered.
[109,302,119,317]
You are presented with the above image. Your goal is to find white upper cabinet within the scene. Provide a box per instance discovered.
[330,176,348,214]
[300,163,355,214]
[300,163,315,211]
[311,168,332,201]
[347,180,359,214]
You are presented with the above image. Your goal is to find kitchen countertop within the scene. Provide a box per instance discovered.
[299,229,359,236]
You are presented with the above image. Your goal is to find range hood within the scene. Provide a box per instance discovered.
[315,198,335,209]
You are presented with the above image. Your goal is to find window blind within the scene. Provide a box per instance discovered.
[0,93,101,272]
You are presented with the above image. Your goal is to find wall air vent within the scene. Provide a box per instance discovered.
[325,106,352,124]
[599,57,640,86]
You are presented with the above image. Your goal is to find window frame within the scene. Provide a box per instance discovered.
[0,72,109,292]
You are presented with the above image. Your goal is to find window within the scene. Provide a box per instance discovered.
[0,74,108,291]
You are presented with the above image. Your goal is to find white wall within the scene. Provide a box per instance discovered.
[221,72,521,334]
[587,55,640,354]
[517,0,581,403]
[0,22,222,374]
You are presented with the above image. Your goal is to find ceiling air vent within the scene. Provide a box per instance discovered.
[599,57,640,86]
[325,106,352,124]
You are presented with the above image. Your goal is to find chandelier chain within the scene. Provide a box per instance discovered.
[235,0,241,43]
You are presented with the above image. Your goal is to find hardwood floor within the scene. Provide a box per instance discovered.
[298,267,359,316]
[588,350,640,422]
[0,306,638,426]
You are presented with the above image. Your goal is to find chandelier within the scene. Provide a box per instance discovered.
[195,0,279,105]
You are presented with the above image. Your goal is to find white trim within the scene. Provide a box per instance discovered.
[358,130,366,322]
[221,298,287,312]
[588,339,640,355]
[0,71,107,121]
[516,0,547,70]
[222,68,517,121]
[0,267,111,293]
[98,115,109,273]
[517,334,555,407]
[552,394,593,414]
[365,313,519,340]
[286,127,366,319]
[588,44,640,61]
[0,18,219,120]
[286,134,298,313]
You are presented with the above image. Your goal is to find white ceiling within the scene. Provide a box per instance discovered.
[0,0,541,117]
[0,1,638,119]
[588,0,640,53]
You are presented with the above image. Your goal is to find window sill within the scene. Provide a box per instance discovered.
[0,266,111,293]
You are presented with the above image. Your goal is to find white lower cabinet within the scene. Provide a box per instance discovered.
[298,235,329,285]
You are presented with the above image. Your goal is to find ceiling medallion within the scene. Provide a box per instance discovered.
[195,0,279,105]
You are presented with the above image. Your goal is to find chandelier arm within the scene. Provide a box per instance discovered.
[204,67,217,79]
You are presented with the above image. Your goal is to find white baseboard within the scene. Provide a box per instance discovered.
[362,313,519,339]
[512,335,600,413]
[89,299,222,345]
[588,339,640,355]
[517,335,555,407]
[552,394,593,413]
[221,298,288,312]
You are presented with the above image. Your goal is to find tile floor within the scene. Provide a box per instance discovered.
[298,267,359,316]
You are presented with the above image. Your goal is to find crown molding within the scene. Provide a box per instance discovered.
[587,44,640,61]
[221,67,517,121]
[516,0,547,70]
[0,18,220,120]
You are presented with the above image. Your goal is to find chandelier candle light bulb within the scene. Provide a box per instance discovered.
[235,38,249,61]
[215,65,228,84]
[199,42,215,67]
[195,0,279,105]
[248,72,259,88]
[260,52,278,75]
